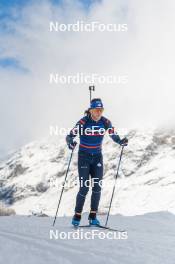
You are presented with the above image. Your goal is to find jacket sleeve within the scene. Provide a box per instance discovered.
[104,118,121,145]
[66,118,86,145]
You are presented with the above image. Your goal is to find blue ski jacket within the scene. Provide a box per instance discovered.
[66,115,121,154]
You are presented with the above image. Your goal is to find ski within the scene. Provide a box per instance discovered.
[95,224,125,232]
[74,224,125,232]
[77,225,91,228]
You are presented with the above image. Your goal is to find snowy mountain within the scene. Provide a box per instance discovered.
[0,129,175,217]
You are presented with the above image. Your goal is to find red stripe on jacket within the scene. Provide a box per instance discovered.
[80,119,85,125]
[80,144,101,149]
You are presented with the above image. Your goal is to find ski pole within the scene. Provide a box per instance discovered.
[52,146,76,226]
[89,85,95,103]
[105,145,124,227]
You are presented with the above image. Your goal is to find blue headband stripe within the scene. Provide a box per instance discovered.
[90,100,104,109]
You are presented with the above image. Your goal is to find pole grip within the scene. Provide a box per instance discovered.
[89,86,95,103]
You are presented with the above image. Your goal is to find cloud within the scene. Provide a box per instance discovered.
[0,0,175,157]
[0,57,29,73]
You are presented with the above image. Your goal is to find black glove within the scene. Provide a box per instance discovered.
[68,141,77,150]
[119,137,128,146]
[66,135,77,150]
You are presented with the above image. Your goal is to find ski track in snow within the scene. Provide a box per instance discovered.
[0,213,175,264]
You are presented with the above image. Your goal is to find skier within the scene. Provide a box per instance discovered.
[66,98,128,226]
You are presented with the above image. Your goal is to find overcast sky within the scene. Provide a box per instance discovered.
[0,0,175,158]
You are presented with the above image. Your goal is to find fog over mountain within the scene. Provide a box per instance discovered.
[1,0,175,158]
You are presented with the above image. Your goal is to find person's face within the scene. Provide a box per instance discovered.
[90,108,104,121]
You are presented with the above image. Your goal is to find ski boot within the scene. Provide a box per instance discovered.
[72,213,81,227]
[88,212,100,226]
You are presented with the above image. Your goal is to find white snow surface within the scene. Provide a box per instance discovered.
[0,212,175,264]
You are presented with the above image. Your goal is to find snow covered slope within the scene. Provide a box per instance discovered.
[0,129,175,216]
[0,212,175,264]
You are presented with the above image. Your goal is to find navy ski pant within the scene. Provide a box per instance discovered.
[75,150,103,213]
